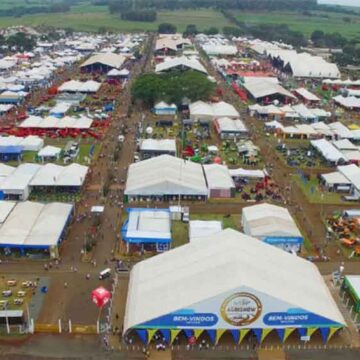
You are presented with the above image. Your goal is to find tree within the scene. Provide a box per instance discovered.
[6,32,36,51]
[131,73,165,107]
[183,24,198,37]
[311,30,325,46]
[131,71,215,107]
[158,23,177,34]
[204,27,219,35]
[223,26,243,37]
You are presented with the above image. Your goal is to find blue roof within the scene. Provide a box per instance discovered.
[122,208,172,244]
[0,145,23,154]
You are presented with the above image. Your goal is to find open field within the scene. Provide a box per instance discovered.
[0,7,230,33]
[235,11,360,39]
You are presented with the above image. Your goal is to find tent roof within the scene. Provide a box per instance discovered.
[311,139,345,162]
[338,164,360,191]
[345,276,360,301]
[155,56,207,74]
[0,201,73,247]
[0,163,41,191]
[124,229,345,331]
[81,53,126,70]
[243,77,295,99]
[189,101,239,119]
[124,208,171,241]
[321,171,351,185]
[242,203,302,238]
[203,164,235,189]
[38,145,61,157]
[140,139,176,153]
[215,117,247,133]
[295,87,320,101]
[125,155,207,196]
[0,201,16,224]
[189,220,222,242]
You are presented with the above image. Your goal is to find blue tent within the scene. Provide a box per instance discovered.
[0,146,23,161]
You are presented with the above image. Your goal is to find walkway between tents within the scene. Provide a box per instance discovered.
[258,348,287,360]
[148,349,171,360]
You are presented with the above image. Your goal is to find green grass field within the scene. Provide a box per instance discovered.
[235,10,360,39]
[0,6,230,33]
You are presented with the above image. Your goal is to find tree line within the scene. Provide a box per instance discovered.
[108,0,318,11]
[0,1,77,18]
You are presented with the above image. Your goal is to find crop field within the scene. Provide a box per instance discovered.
[235,11,360,39]
[0,0,66,10]
[0,6,231,33]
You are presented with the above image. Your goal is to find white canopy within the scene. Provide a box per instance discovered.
[242,203,302,239]
[294,87,320,102]
[124,228,345,332]
[58,80,101,93]
[0,201,73,247]
[311,139,345,163]
[189,101,239,121]
[155,56,207,74]
[125,155,207,197]
[38,145,61,158]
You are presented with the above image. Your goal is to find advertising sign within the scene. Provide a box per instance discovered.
[138,286,341,330]
[220,292,262,326]
[264,237,304,245]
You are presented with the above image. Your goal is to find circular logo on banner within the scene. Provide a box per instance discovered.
[221,292,262,326]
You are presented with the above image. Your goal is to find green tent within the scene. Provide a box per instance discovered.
[342,276,360,313]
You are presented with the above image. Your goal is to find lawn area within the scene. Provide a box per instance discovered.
[0,8,231,33]
[191,213,241,230]
[171,213,241,248]
[171,220,189,248]
[293,174,346,205]
[235,10,360,39]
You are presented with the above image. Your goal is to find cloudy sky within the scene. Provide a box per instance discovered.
[318,0,360,6]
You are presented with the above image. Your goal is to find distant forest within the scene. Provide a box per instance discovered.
[107,0,319,12]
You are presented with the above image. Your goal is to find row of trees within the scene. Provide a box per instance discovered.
[108,0,318,11]
[131,71,215,107]
[0,1,74,18]
[311,30,348,48]
[158,23,240,37]
[121,10,157,22]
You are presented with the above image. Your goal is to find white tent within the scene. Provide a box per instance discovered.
[189,101,239,121]
[125,155,207,198]
[38,146,61,161]
[0,201,73,248]
[311,139,345,163]
[294,87,320,102]
[155,56,207,74]
[242,203,302,240]
[0,163,42,200]
[124,229,345,333]
[242,77,295,100]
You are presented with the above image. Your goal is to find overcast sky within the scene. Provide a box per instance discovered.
[318,0,360,6]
